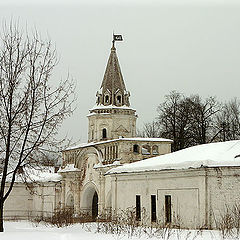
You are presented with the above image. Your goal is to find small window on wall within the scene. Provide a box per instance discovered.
[102,128,107,139]
[151,195,157,222]
[136,195,141,221]
[133,144,139,153]
[165,195,172,223]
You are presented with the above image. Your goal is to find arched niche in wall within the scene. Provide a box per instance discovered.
[75,146,104,169]
[152,145,159,155]
[105,191,112,214]
[142,145,151,155]
[66,194,74,209]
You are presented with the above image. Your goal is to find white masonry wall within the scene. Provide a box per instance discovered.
[109,167,240,229]
[4,183,32,219]
[4,182,60,220]
[207,167,240,229]
[108,169,207,229]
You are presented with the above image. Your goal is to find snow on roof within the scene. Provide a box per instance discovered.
[118,137,173,142]
[58,164,81,173]
[5,166,62,183]
[65,137,173,151]
[94,160,121,169]
[107,140,240,175]
[89,104,136,111]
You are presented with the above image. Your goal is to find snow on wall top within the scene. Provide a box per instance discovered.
[89,104,136,111]
[106,140,240,175]
[58,164,81,173]
[5,166,62,183]
[65,137,173,151]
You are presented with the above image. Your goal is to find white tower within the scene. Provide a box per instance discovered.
[88,41,137,142]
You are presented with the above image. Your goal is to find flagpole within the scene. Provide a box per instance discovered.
[112,31,115,49]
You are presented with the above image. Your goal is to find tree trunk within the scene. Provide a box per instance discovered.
[0,200,4,232]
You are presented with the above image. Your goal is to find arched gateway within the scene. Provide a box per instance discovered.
[81,183,99,220]
[92,191,98,220]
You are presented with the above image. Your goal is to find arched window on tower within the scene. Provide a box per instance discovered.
[116,95,122,104]
[102,128,107,139]
[105,95,110,104]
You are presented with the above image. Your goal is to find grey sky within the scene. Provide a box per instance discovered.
[1,0,240,143]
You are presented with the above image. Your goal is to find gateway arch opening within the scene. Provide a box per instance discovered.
[92,191,98,220]
[81,185,99,221]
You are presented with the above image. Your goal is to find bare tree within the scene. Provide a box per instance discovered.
[143,92,220,151]
[156,91,193,151]
[213,98,240,142]
[137,121,160,138]
[141,91,240,152]
[0,22,75,232]
[188,95,220,144]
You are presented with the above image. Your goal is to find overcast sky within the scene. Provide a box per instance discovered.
[1,0,240,143]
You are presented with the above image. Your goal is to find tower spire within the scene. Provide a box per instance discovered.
[88,35,137,142]
[96,35,130,107]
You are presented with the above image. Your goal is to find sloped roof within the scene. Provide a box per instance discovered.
[101,46,126,95]
[107,140,240,174]
[64,137,173,151]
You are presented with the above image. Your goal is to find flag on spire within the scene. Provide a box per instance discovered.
[113,34,123,41]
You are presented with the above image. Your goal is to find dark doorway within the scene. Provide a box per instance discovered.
[165,195,172,223]
[136,195,141,221]
[92,191,98,220]
[151,195,156,222]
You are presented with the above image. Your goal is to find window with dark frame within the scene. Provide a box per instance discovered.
[136,195,141,221]
[102,128,107,139]
[151,195,156,222]
[165,195,172,223]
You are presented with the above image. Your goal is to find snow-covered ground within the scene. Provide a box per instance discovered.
[0,221,233,240]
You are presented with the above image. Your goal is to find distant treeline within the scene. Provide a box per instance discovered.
[138,91,240,152]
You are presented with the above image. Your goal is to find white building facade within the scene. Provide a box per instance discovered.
[58,41,172,219]
[107,140,240,229]
[3,42,240,231]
